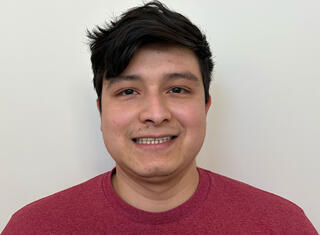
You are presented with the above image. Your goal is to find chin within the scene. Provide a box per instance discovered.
[134,165,177,179]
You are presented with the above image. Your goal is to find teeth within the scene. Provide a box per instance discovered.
[135,136,172,144]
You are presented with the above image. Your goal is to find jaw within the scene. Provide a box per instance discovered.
[114,154,198,185]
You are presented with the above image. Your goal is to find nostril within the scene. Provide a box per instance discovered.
[139,100,172,125]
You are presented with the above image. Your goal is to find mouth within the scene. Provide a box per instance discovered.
[132,136,177,145]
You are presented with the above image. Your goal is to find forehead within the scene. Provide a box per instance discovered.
[105,43,202,86]
[128,43,200,72]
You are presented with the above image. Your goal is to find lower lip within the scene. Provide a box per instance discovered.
[133,137,177,150]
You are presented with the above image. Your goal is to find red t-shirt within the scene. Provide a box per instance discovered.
[2,168,318,234]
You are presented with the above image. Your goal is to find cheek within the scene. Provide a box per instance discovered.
[172,102,207,130]
[101,106,136,135]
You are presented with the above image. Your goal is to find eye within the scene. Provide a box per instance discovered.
[118,89,138,96]
[169,87,188,94]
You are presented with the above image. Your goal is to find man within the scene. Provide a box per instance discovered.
[2,1,317,234]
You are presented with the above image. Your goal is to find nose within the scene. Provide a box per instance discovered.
[139,94,171,126]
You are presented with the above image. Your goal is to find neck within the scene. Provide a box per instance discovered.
[112,162,199,212]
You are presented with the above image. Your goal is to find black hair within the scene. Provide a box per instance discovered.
[87,1,214,110]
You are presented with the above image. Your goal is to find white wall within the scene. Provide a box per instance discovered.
[0,0,319,231]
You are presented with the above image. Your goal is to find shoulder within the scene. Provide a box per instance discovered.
[203,168,297,206]
[199,168,317,233]
[2,172,110,234]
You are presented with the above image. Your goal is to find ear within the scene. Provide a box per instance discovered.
[96,98,103,131]
[205,95,211,114]
[96,98,101,115]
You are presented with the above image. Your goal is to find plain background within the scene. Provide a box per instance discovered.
[0,0,319,232]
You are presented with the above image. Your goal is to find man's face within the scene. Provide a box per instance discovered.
[99,44,211,180]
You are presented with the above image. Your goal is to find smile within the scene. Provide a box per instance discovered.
[133,136,176,144]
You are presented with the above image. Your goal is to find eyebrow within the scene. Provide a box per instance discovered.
[106,71,200,88]
[106,75,141,88]
[164,72,200,82]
